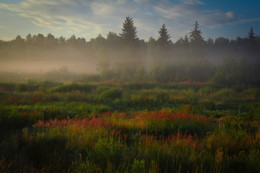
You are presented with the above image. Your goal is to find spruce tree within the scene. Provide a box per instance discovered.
[157,24,171,49]
[120,17,138,47]
[248,27,255,41]
[189,21,204,47]
[248,27,256,49]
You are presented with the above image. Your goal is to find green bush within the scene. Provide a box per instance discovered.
[123,83,157,90]
[16,102,112,119]
[96,86,111,94]
[51,83,96,93]
[15,84,29,92]
[213,88,235,98]
[131,159,146,173]
[99,88,122,100]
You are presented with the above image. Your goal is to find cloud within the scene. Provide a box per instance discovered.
[225,12,234,19]
[116,0,125,4]
[208,17,260,29]
[153,1,239,28]
[0,0,258,41]
[91,2,115,16]
[154,5,180,19]
[0,0,107,37]
[179,0,204,5]
[0,25,8,29]
[0,0,156,39]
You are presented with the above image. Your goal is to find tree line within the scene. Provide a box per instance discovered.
[0,17,259,86]
[0,17,259,57]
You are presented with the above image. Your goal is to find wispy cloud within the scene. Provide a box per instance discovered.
[0,0,258,40]
[0,25,8,29]
[153,0,238,28]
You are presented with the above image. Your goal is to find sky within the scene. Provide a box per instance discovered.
[0,0,260,42]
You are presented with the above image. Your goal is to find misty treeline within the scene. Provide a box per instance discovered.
[0,17,259,86]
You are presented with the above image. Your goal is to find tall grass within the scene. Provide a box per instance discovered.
[0,82,259,172]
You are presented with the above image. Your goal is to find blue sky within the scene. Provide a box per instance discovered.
[0,0,259,41]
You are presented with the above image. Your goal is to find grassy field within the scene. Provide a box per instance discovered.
[0,81,259,172]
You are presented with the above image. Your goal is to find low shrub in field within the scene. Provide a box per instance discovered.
[0,105,37,134]
[51,83,96,93]
[213,88,236,99]
[99,88,122,101]
[15,102,112,119]
[1,108,259,172]
[123,83,157,90]
[1,82,260,172]
[15,84,32,92]
[0,82,15,92]
[131,111,213,137]
[30,113,204,172]
[33,110,213,140]
[96,86,111,94]
[14,81,56,92]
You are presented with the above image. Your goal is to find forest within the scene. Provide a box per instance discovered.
[0,17,260,173]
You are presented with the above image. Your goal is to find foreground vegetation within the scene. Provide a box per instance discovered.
[0,81,259,172]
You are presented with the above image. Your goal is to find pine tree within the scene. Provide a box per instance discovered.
[248,27,255,41]
[120,17,138,47]
[189,21,204,47]
[248,27,256,49]
[157,24,171,48]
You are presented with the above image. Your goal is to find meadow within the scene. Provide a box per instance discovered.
[0,81,259,173]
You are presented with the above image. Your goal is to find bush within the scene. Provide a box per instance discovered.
[0,82,15,92]
[99,88,122,100]
[15,84,29,92]
[213,88,235,99]
[51,83,96,93]
[96,86,111,94]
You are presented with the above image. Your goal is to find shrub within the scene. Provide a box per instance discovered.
[0,82,15,92]
[131,159,146,173]
[15,84,29,92]
[51,83,96,93]
[213,88,235,99]
[99,88,122,100]
[96,86,111,94]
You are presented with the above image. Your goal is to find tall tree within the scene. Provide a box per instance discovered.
[157,24,171,49]
[189,21,204,47]
[248,27,256,49]
[248,27,256,42]
[120,17,138,47]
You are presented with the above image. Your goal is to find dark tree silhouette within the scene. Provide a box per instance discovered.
[157,24,171,48]
[120,17,138,47]
[107,32,121,49]
[46,33,57,47]
[206,37,214,47]
[34,34,45,46]
[90,34,106,51]
[248,27,256,49]
[26,34,32,43]
[14,35,24,48]
[67,35,77,45]
[215,37,229,48]
[58,36,66,44]
[189,21,204,47]
[248,28,256,42]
